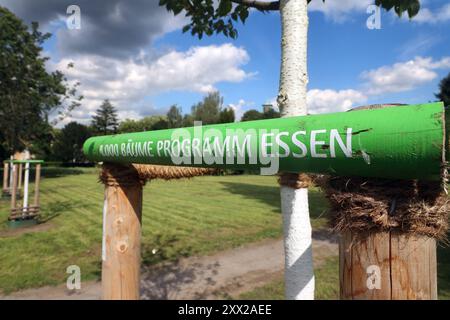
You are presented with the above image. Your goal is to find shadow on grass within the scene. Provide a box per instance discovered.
[38,200,87,223]
[0,168,86,184]
[40,168,86,179]
[220,181,330,220]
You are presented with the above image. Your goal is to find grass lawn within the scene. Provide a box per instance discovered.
[1,168,449,299]
[0,168,329,294]
[239,256,339,300]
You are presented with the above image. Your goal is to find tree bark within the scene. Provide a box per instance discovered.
[231,0,280,11]
[278,0,314,300]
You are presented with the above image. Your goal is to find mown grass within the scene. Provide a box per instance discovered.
[2,168,449,299]
[0,168,330,293]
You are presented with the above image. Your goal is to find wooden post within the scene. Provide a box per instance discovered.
[2,162,8,192]
[18,163,23,192]
[33,164,41,207]
[101,164,143,300]
[340,231,437,300]
[10,164,18,213]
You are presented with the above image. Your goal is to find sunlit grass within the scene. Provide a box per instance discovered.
[0,168,330,293]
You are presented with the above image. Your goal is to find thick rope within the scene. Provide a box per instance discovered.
[100,163,218,187]
[278,172,312,189]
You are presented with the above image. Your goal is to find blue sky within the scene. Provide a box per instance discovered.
[1,0,449,124]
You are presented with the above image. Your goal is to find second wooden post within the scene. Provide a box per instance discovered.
[100,163,143,300]
[340,231,437,299]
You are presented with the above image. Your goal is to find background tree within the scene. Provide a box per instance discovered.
[241,109,262,122]
[118,116,169,133]
[0,6,82,156]
[91,100,119,135]
[241,106,279,122]
[262,106,280,119]
[29,122,54,160]
[160,0,422,300]
[167,105,183,128]
[192,91,223,125]
[436,72,450,107]
[118,115,169,133]
[182,114,194,127]
[150,118,169,130]
[219,107,235,123]
[52,122,92,162]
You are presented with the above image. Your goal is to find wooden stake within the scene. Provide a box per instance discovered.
[2,162,8,192]
[340,231,437,300]
[10,164,18,215]
[18,163,23,192]
[34,164,41,207]
[101,164,143,300]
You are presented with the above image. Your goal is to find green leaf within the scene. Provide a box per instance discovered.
[376,0,422,19]
[239,8,249,23]
[217,0,232,17]
[172,4,184,15]
[182,25,190,33]
[407,0,420,18]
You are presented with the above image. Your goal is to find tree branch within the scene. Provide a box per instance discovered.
[231,0,280,11]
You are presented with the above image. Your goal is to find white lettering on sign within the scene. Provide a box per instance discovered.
[97,128,354,174]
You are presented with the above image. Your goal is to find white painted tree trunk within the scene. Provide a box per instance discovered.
[278,0,314,300]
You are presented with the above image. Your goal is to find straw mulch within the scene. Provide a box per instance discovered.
[317,176,449,241]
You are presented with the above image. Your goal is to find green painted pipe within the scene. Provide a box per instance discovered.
[83,102,446,181]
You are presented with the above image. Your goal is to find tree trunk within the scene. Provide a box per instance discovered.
[278,0,314,300]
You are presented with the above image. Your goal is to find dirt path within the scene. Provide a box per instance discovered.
[1,233,337,300]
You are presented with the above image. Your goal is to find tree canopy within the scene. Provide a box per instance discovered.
[241,105,279,122]
[192,91,223,125]
[0,6,82,154]
[52,122,92,162]
[159,0,421,39]
[436,72,450,107]
[167,105,183,128]
[118,115,169,133]
[219,107,235,123]
[91,100,119,135]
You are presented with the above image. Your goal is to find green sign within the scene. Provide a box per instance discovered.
[83,102,446,181]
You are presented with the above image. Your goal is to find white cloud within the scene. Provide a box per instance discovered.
[228,99,255,121]
[265,55,450,115]
[308,0,372,22]
[397,34,441,60]
[265,97,279,111]
[361,56,450,95]
[307,89,368,114]
[262,89,367,115]
[407,3,450,24]
[50,44,251,123]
